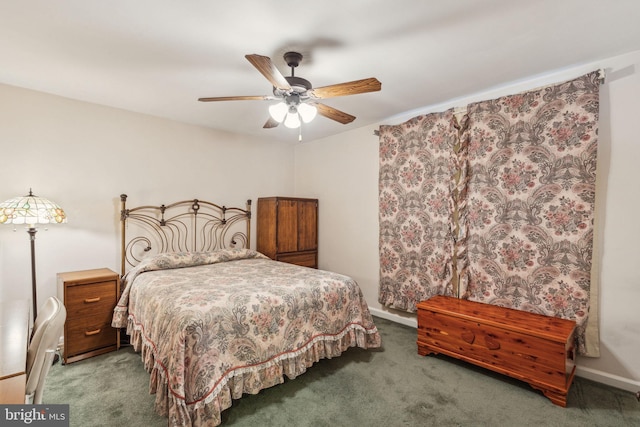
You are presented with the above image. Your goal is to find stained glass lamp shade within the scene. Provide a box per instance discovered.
[0,189,66,321]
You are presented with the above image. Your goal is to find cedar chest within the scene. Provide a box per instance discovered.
[417,295,576,406]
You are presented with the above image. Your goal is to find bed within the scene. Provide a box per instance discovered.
[111,195,381,426]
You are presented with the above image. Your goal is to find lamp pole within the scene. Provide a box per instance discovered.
[28,227,38,321]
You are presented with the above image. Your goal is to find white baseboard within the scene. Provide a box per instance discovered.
[575,365,640,393]
[369,307,417,328]
[369,307,640,394]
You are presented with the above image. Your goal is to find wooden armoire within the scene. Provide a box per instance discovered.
[256,197,318,268]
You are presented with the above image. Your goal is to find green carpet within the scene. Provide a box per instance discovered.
[44,317,640,426]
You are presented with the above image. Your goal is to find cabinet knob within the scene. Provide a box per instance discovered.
[84,297,101,303]
[85,329,101,336]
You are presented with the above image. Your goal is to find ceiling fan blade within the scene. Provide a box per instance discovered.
[314,103,356,124]
[263,117,280,128]
[245,54,291,91]
[309,77,381,99]
[198,95,274,102]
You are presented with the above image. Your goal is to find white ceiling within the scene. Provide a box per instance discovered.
[1,0,640,143]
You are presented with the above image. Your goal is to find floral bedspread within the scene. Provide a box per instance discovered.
[112,249,381,426]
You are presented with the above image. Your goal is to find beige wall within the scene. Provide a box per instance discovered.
[0,83,294,303]
[294,50,640,392]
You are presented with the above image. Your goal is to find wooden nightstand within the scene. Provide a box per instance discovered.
[57,268,120,364]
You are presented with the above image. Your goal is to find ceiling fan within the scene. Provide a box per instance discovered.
[198,52,381,130]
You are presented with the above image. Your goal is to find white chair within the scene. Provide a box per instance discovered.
[25,296,66,404]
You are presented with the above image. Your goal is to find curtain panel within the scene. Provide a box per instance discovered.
[462,72,600,355]
[378,111,459,311]
[378,72,600,355]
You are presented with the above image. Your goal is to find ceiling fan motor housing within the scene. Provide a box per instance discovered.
[274,52,313,99]
[277,76,312,94]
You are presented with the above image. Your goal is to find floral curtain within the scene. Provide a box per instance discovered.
[378,72,600,355]
[378,110,459,311]
[461,71,600,355]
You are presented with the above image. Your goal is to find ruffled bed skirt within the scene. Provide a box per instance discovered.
[126,317,381,426]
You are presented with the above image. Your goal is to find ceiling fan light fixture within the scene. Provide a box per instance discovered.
[268,102,288,122]
[297,103,317,123]
[284,110,301,129]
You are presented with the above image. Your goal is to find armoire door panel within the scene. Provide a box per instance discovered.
[298,200,317,251]
[277,200,298,253]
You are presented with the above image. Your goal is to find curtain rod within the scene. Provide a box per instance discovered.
[374,69,606,137]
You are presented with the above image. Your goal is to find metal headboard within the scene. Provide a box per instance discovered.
[119,194,251,275]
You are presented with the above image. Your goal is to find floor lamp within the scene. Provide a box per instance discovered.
[0,189,67,322]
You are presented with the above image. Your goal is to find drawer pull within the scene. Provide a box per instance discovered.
[84,297,101,303]
[85,329,101,336]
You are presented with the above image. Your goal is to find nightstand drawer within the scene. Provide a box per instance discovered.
[65,281,117,319]
[65,316,117,357]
